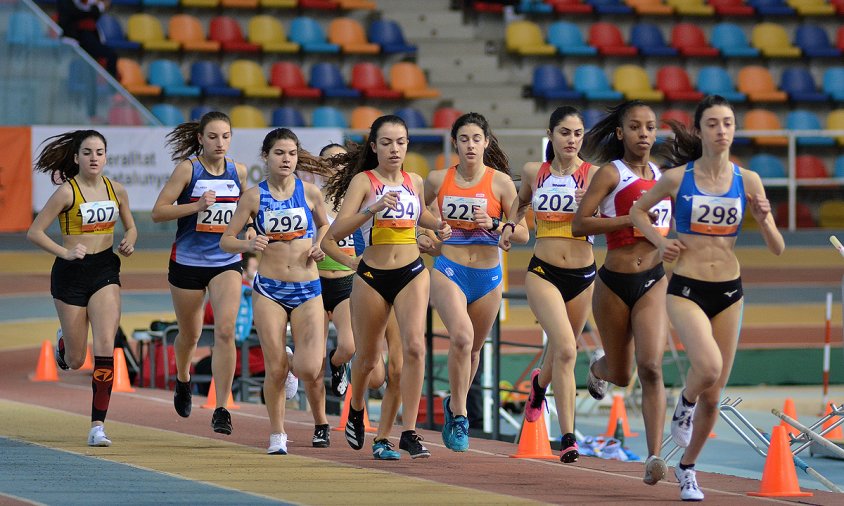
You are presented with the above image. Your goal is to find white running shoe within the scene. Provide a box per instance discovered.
[671,391,696,448]
[267,433,288,455]
[586,348,608,400]
[675,466,704,501]
[284,346,298,400]
[87,426,112,447]
[643,455,667,485]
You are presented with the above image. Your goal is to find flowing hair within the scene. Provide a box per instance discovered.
[165,111,231,162]
[451,112,510,175]
[659,95,735,169]
[33,130,107,184]
[545,106,584,162]
[260,128,331,178]
[581,100,652,166]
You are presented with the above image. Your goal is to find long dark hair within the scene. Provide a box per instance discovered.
[323,115,407,211]
[660,95,735,168]
[451,112,510,175]
[166,111,231,162]
[545,106,584,162]
[261,128,330,178]
[33,130,107,184]
[319,143,346,157]
[581,100,653,166]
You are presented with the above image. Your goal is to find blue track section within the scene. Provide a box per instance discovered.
[0,437,287,506]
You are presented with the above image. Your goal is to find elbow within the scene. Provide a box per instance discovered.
[571,219,585,238]
[150,209,164,223]
[25,227,37,244]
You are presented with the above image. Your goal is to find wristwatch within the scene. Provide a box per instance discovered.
[488,216,500,231]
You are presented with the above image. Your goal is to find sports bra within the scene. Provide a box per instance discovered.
[674,161,744,237]
[60,176,119,235]
[437,166,502,246]
[254,179,315,242]
[533,161,592,243]
[359,170,419,247]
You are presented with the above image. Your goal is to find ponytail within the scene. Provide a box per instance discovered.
[166,111,231,162]
[581,100,650,166]
[659,95,734,169]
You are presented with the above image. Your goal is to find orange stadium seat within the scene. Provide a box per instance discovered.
[230,105,267,128]
[505,21,556,55]
[751,23,801,57]
[589,22,637,56]
[248,15,299,53]
[389,62,440,99]
[270,62,320,98]
[328,18,379,54]
[436,152,459,170]
[350,106,385,130]
[168,15,220,52]
[337,0,376,9]
[228,60,281,97]
[744,109,788,146]
[117,58,162,96]
[612,65,664,101]
[127,14,179,51]
[737,66,787,102]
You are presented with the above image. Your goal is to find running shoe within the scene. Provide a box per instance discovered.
[55,329,69,371]
[284,346,298,400]
[441,395,454,448]
[345,406,365,450]
[524,368,546,423]
[643,455,667,485]
[372,439,401,460]
[328,349,349,397]
[675,466,704,501]
[174,379,192,418]
[399,430,431,459]
[446,415,469,452]
[586,348,608,400]
[87,426,111,447]
[671,391,696,448]
[560,433,579,463]
[312,424,330,448]
[268,433,288,455]
[211,407,232,435]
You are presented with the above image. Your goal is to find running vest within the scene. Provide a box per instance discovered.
[436,166,502,247]
[170,157,241,267]
[60,176,119,235]
[359,170,419,247]
[533,161,593,243]
[599,160,671,250]
[675,161,745,237]
[254,179,315,241]
[318,214,354,271]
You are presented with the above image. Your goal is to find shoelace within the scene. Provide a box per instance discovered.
[680,470,698,491]
[453,421,469,437]
[377,440,395,450]
[677,409,693,429]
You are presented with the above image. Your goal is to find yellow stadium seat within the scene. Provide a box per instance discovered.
[228,60,281,98]
[737,66,787,102]
[168,14,220,52]
[752,23,801,57]
[826,109,844,146]
[787,0,835,15]
[248,15,299,53]
[666,0,713,15]
[403,152,431,179]
[127,14,179,51]
[230,105,267,128]
[338,0,376,9]
[613,65,664,101]
[505,20,556,55]
[819,200,844,228]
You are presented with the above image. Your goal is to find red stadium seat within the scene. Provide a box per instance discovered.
[350,62,402,99]
[656,66,704,102]
[589,22,637,56]
[209,16,261,53]
[269,62,321,98]
[671,23,719,57]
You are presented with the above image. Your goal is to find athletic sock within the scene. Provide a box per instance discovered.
[91,356,114,423]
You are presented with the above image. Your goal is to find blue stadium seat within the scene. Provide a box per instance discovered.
[583,108,606,129]
[272,107,307,127]
[794,24,841,58]
[143,0,178,6]
[289,17,340,53]
[518,0,553,12]
[148,60,202,97]
[97,15,141,51]
[823,68,844,101]
[711,23,760,57]
[190,106,214,121]
[532,65,582,101]
[586,0,633,14]
[748,154,786,178]
[6,11,60,47]
[630,23,677,57]
[746,0,794,15]
[309,62,361,98]
[834,156,844,178]
[394,107,440,143]
[312,106,348,128]
[786,110,835,146]
[151,104,185,126]
[190,61,241,97]
[547,21,596,56]
[367,20,417,55]
[696,66,747,102]
[573,65,623,101]
[780,68,828,102]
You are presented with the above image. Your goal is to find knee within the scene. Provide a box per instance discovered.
[693,361,722,390]
[636,360,664,386]
[213,325,236,343]
[355,354,380,375]
[334,340,355,363]
[264,365,286,386]
[550,343,577,368]
[67,355,86,370]
[449,332,473,356]
[403,338,425,364]
[697,389,721,411]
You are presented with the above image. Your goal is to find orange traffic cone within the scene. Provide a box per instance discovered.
[748,425,812,497]
[80,344,94,371]
[31,340,59,382]
[779,398,798,434]
[332,384,377,433]
[604,394,639,438]
[510,410,557,459]
[201,378,240,410]
[112,348,135,392]
[821,403,843,440]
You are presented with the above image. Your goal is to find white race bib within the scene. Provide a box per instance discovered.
[634,199,672,237]
[196,202,236,233]
[79,201,118,232]
[690,195,742,235]
[263,207,308,240]
[374,193,418,229]
[532,186,577,222]
[441,195,487,229]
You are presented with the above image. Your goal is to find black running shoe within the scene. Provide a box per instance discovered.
[312,424,330,448]
[211,407,232,435]
[345,407,365,450]
[55,329,69,370]
[174,379,192,418]
[399,430,431,459]
[560,433,579,463]
[328,349,348,397]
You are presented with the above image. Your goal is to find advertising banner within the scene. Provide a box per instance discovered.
[0,127,33,232]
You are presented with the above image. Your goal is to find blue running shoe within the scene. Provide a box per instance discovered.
[372,439,400,460]
[441,395,454,446]
[449,415,469,452]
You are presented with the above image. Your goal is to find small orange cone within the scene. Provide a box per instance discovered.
[201,378,240,410]
[748,426,812,497]
[779,398,798,434]
[604,394,639,438]
[31,340,59,382]
[111,348,135,392]
[332,384,377,433]
[510,410,557,459]
[821,403,843,440]
[80,344,94,371]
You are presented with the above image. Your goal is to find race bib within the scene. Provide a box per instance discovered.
[263,207,308,241]
[634,199,671,237]
[374,194,418,229]
[690,195,742,235]
[532,186,577,222]
[337,233,356,256]
[79,201,118,232]
[196,202,236,233]
[441,195,487,229]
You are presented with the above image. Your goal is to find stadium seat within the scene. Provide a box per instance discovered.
[696,67,746,102]
[270,62,320,98]
[780,67,828,102]
[210,16,261,53]
[827,109,844,145]
[299,0,338,8]
[389,62,440,99]
[350,106,385,130]
[148,60,201,97]
[436,152,460,170]
[350,62,402,99]
[823,67,844,101]
[819,200,844,228]
[190,61,241,97]
[550,0,594,13]
[310,62,360,98]
[583,108,607,129]
[751,23,801,57]
[586,0,633,14]
[127,14,179,51]
[142,0,176,6]
[108,103,144,126]
[517,0,554,12]
[432,107,464,129]
[835,155,844,176]
[151,104,185,126]
[613,65,664,101]
[788,0,834,14]
[228,60,281,97]
[260,0,296,6]
[221,0,258,7]
[337,0,376,9]
[656,66,703,102]
[737,66,787,102]
[6,11,60,47]
[367,20,417,55]
[747,0,794,14]
[272,107,307,127]
[289,16,340,53]
[169,15,220,52]
[743,109,787,145]
[796,154,830,178]
[661,108,692,128]
[573,65,623,101]
[117,58,161,96]
[670,23,718,57]
[97,15,141,51]
[532,65,582,101]
[630,23,677,56]
[312,106,347,128]
[505,21,556,55]
[776,202,815,228]
[328,18,379,54]
[748,154,787,178]
[230,105,267,128]
[248,15,299,53]
[711,23,760,57]
[794,24,840,57]
[709,0,754,15]
[190,106,214,121]
[547,21,596,56]
[786,110,834,146]
[403,152,431,178]
[182,0,219,7]
[626,0,673,15]
[589,22,636,56]
[394,107,440,143]
[666,0,713,14]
